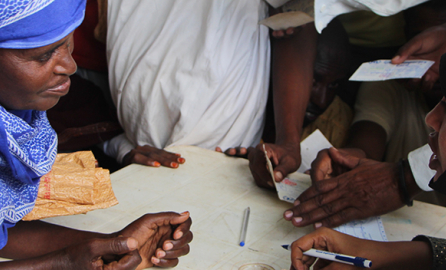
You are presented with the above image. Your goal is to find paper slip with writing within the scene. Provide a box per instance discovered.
[266,129,388,241]
[334,217,388,241]
[349,59,434,81]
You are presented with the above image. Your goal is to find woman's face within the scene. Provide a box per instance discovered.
[426,97,446,181]
[0,32,76,111]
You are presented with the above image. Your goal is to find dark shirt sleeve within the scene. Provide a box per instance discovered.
[413,235,446,270]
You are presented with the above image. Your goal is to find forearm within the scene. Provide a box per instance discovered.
[0,221,106,260]
[367,240,432,270]
[272,23,317,145]
[0,251,67,270]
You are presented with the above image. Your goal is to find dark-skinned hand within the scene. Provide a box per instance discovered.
[37,237,142,270]
[392,23,446,93]
[249,142,301,189]
[122,145,185,168]
[217,142,301,189]
[116,211,192,269]
[284,148,404,228]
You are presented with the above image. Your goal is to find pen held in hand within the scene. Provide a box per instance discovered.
[281,245,372,268]
[239,207,250,246]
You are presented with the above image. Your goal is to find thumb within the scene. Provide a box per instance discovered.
[274,158,300,182]
[95,237,139,256]
[391,41,421,64]
[328,148,360,170]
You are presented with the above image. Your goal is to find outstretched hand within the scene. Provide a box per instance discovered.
[116,211,192,269]
[284,148,404,228]
[392,23,446,92]
[123,145,185,168]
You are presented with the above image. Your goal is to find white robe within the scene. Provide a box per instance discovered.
[105,0,270,162]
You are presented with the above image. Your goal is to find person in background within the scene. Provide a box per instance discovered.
[0,1,192,268]
[289,53,446,270]
[227,0,428,190]
[300,18,355,149]
[283,1,446,230]
[103,0,316,180]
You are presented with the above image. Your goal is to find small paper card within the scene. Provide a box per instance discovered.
[259,11,314,30]
[349,59,434,81]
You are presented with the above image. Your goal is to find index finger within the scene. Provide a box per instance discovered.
[172,216,192,240]
[392,41,422,64]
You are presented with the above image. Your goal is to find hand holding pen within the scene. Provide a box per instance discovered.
[289,228,375,270]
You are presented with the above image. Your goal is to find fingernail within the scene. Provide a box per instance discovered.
[178,157,186,163]
[294,200,300,206]
[151,257,160,264]
[314,222,322,228]
[165,241,174,250]
[157,250,166,258]
[284,211,293,219]
[153,161,160,167]
[181,211,189,215]
[127,238,138,249]
[275,171,283,181]
[174,231,183,240]
[267,181,274,187]
[293,217,303,223]
[171,162,179,168]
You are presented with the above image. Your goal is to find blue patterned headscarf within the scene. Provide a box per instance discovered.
[0,0,86,249]
[0,0,86,49]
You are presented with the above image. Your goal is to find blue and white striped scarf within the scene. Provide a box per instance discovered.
[0,107,57,249]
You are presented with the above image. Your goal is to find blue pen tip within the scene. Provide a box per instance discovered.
[240,242,245,247]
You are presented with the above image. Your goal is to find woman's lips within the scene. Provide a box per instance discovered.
[46,78,71,96]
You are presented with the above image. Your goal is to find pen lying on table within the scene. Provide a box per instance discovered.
[281,245,372,268]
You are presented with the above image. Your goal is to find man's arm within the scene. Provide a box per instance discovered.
[248,20,317,189]
[0,212,192,269]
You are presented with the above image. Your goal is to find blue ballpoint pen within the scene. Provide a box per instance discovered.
[282,245,372,268]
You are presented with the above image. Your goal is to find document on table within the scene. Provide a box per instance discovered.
[267,129,388,241]
[349,59,434,81]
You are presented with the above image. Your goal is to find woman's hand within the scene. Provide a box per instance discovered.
[291,227,432,270]
[116,211,192,269]
[123,145,185,168]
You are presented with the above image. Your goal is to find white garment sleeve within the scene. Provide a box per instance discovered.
[314,0,429,33]
[100,133,135,164]
[408,144,434,192]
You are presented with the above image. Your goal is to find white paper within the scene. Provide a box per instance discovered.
[349,59,434,81]
[297,129,332,173]
[259,11,314,30]
[334,217,388,241]
[275,173,312,203]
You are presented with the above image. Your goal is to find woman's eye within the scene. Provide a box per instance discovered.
[38,52,53,62]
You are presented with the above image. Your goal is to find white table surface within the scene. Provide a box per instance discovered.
[44,145,446,270]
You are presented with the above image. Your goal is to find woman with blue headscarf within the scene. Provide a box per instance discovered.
[0,1,192,269]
